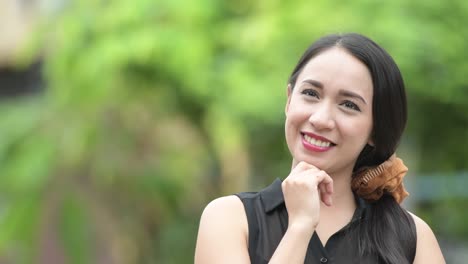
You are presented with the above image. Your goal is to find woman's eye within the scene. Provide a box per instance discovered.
[301,89,319,98]
[342,101,361,111]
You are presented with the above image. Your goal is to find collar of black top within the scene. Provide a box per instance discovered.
[260,178,369,222]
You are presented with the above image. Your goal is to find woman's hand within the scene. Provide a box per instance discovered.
[281,161,334,233]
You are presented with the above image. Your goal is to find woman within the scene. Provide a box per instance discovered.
[194,33,445,264]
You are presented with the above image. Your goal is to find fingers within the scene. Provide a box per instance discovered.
[320,185,333,206]
[316,170,334,206]
[289,161,320,178]
[281,161,335,228]
[315,170,333,190]
[285,162,334,206]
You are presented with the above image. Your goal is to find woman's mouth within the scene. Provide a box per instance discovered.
[301,132,336,152]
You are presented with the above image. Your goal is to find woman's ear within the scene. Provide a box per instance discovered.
[285,84,292,114]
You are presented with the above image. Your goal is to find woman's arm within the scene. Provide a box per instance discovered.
[269,162,333,263]
[194,195,251,264]
[410,213,446,264]
[268,223,315,263]
[194,195,317,264]
[195,162,333,263]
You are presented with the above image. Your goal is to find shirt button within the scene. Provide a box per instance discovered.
[320,257,328,263]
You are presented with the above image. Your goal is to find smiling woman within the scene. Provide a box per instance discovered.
[284,47,374,175]
[194,33,446,264]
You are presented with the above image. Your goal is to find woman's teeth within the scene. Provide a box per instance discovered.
[304,134,331,148]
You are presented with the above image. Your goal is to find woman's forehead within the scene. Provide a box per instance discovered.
[296,47,373,96]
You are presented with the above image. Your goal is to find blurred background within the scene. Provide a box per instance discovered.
[0,0,467,263]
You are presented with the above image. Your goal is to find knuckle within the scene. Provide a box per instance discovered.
[297,161,308,169]
[317,170,330,179]
[291,178,302,185]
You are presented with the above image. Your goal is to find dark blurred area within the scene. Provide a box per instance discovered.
[0,60,44,98]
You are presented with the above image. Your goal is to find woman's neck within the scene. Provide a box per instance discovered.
[324,168,356,211]
[316,169,357,246]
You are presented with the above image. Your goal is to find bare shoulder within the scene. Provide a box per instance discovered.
[408,211,446,264]
[202,195,246,219]
[194,195,250,264]
[198,196,248,234]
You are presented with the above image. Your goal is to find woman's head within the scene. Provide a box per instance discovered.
[286,33,407,172]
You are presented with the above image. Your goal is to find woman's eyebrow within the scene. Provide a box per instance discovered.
[302,79,367,105]
[339,89,367,105]
[302,79,323,89]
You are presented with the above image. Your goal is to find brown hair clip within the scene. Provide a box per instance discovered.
[351,154,409,204]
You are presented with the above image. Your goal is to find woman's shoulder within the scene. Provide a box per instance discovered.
[407,211,440,244]
[197,195,248,243]
[201,195,246,219]
[195,196,250,263]
[407,211,446,264]
[407,211,432,232]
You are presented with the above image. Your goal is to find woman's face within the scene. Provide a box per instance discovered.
[285,47,374,176]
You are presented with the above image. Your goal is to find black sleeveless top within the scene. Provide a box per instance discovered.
[235,178,417,264]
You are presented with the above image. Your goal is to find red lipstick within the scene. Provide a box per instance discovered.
[301,132,335,153]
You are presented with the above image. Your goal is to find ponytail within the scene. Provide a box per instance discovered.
[358,194,416,263]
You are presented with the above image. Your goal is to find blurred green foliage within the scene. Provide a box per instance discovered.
[0,0,467,263]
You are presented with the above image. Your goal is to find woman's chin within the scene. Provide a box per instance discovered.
[292,157,327,171]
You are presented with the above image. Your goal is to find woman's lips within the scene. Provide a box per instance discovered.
[301,132,336,152]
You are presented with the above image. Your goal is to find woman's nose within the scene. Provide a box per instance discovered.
[308,103,336,130]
